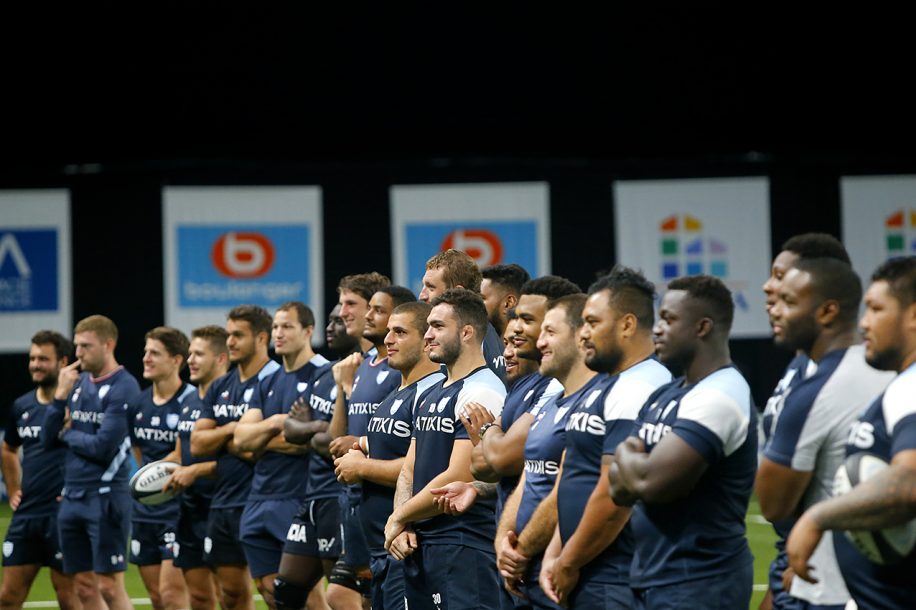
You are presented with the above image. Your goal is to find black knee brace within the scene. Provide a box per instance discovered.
[273,577,308,610]
[328,559,371,596]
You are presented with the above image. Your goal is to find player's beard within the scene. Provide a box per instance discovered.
[585,342,624,374]
[34,371,58,389]
[429,335,461,366]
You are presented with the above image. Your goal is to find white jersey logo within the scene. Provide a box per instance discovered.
[377,371,390,384]
[297,382,308,393]
[243,388,254,402]
[98,385,111,399]
[166,413,180,430]
[584,389,602,408]
[2,541,13,557]
[555,406,571,424]
[390,399,405,415]
[436,396,450,413]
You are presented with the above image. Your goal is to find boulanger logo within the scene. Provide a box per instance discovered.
[884,209,916,258]
[440,229,503,267]
[212,232,275,278]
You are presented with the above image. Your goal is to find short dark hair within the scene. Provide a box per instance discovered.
[781,233,851,264]
[379,286,417,308]
[191,325,229,356]
[145,326,191,362]
[31,330,73,360]
[426,249,483,293]
[228,304,273,337]
[546,294,588,330]
[430,288,489,342]
[481,264,530,295]
[338,272,391,302]
[520,275,582,300]
[392,301,433,335]
[667,275,735,332]
[277,301,315,328]
[793,258,862,324]
[871,256,916,308]
[588,266,656,329]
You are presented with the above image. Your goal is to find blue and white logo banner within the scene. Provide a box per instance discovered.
[614,178,771,338]
[0,190,71,352]
[390,183,551,293]
[163,187,323,336]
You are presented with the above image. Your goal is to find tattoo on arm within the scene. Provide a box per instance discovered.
[472,480,498,499]
[394,466,414,509]
[814,463,916,532]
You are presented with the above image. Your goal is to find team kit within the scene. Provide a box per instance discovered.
[3,243,916,610]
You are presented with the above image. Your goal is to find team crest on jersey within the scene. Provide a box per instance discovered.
[243,388,254,402]
[73,387,82,401]
[584,390,601,408]
[524,389,535,402]
[555,406,571,424]
[390,399,405,415]
[99,385,111,399]
[297,382,308,393]
[352,376,361,392]
[21,412,29,421]
[221,390,229,399]
[436,396,451,413]
[166,414,180,429]
[2,542,12,557]
[330,386,338,401]
[377,371,390,384]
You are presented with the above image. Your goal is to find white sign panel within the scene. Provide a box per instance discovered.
[391,183,551,294]
[614,177,771,338]
[0,190,71,352]
[163,187,323,337]
[841,175,916,281]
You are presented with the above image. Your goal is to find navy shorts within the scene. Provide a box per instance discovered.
[57,487,131,574]
[566,580,632,610]
[403,543,501,610]
[239,498,300,578]
[282,497,342,559]
[174,498,211,570]
[340,493,370,569]
[632,561,753,610]
[2,513,64,570]
[369,552,406,610]
[205,506,247,567]
[521,558,563,610]
[130,521,177,566]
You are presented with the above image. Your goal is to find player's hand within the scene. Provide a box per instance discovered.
[430,481,479,515]
[164,465,197,493]
[329,434,360,459]
[334,448,366,484]
[459,402,495,446]
[387,528,417,561]
[786,510,823,584]
[288,397,313,422]
[504,575,526,599]
[332,353,362,396]
[551,555,580,606]
[781,565,796,595]
[9,490,22,511]
[497,531,529,580]
[383,513,407,555]
[267,413,288,433]
[54,359,81,401]
[539,556,561,604]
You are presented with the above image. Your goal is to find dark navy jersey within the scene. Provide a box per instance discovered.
[412,366,506,551]
[835,363,916,610]
[483,322,508,385]
[629,366,757,588]
[178,390,215,508]
[304,363,340,500]
[497,373,563,512]
[247,355,329,501]
[557,359,671,585]
[345,353,401,501]
[517,374,603,534]
[4,391,67,517]
[129,383,196,523]
[199,359,281,509]
[361,371,444,553]
[42,366,141,490]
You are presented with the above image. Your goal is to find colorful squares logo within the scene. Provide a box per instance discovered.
[658,214,728,280]
[883,209,916,258]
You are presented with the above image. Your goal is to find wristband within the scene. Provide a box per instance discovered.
[479,422,500,439]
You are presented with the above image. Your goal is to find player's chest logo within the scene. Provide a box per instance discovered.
[98,385,111,399]
[554,405,571,424]
[390,399,405,416]
[297,382,308,393]
[377,371,390,385]
[166,413,180,430]
[243,388,254,402]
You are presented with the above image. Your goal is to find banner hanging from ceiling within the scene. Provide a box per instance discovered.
[614,177,772,338]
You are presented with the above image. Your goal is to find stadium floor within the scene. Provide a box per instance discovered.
[1,501,777,609]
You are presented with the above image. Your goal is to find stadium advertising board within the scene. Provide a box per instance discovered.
[390,183,550,293]
[614,177,772,338]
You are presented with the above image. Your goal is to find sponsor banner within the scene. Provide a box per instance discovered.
[0,190,71,352]
[163,187,322,336]
[614,178,771,338]
[841,175,916,281]
[390,183,550,293]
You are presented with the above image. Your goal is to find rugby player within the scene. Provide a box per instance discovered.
[480,263,530,336]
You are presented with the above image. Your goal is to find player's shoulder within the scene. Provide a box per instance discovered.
[881,364,916,434]
[176,383,197,405]
[462,367,508,396]
[258,359,282,381]
[682,366,751,414]
[12,389,39,411]
[111,366,141,391]
[618,359,672,390]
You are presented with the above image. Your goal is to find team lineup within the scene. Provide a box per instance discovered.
[2,241,916,610]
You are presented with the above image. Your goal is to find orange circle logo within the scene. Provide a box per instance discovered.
[211,232,275,278]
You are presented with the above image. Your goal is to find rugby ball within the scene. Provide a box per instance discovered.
[129,460,180,505]
[833,453,916,565]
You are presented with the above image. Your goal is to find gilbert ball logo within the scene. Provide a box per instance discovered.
[441,229,503,267]
[212,232,275,278]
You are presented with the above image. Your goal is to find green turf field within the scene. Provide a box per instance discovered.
[1,501,777,609]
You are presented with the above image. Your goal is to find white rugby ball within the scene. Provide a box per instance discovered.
[833,453,916,565]
[129,460,180,505]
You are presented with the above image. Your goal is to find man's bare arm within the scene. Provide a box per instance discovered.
[190,418,234,458]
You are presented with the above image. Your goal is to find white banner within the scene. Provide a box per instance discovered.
[0,190,72,353]
[614,177,771,338]
[163,187,323,338]
[390,183,551,294]
[841,175,916,282]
